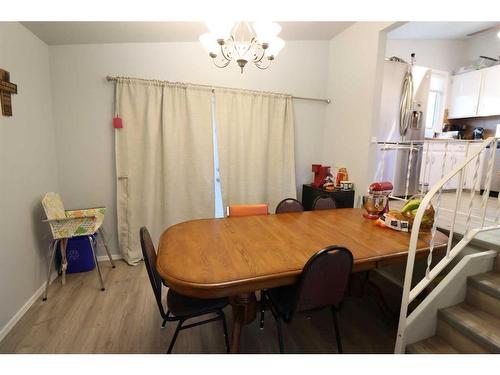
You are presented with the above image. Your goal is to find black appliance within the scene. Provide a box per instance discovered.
[472,127,485,140]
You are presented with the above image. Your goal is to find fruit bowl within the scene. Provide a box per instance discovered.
[401,195,435,232]
[362,194,388,219]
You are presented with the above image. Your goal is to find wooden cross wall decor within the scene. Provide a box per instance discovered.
[0,69,18,117]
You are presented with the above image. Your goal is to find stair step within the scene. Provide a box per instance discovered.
[437,319,488,353]
[494,254,500,273]
[468,272,500,300]
[438,303,500,353]
[469,239,500,253]
[407,336,460,354]
[467,286,500,320]
[467,272,500,320]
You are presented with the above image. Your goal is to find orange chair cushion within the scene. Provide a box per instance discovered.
[228,204,269,217]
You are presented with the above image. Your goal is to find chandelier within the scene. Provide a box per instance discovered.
[199,21,285,73]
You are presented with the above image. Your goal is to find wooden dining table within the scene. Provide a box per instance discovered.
[156,208,448,353]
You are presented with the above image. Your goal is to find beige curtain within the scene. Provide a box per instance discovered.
[115,79,214,265]
[214,89,296,213]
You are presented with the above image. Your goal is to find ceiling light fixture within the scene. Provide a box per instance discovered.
[199,21,285,73]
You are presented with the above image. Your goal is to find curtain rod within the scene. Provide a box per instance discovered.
[105,75,331,104]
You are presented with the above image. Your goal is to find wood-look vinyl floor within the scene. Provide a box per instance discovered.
[0,261,399,354]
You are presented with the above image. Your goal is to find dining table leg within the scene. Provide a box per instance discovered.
[229,292,257,353]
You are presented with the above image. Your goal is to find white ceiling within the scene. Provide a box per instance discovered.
[21,21,354,45]
[388,22,500,40]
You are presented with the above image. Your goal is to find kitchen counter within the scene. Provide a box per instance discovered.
[424,138,500,148]
[424,138,500,150]
[425,138,484,142]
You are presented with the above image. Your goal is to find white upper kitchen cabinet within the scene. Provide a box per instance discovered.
[448,70,483,119]
[477,65,500,117]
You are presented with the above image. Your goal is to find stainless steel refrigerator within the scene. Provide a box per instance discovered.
[375,59,432,197]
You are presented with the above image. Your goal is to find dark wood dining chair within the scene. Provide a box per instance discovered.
[140,227,230,354]
[312,195,337,210]
[275,198,304,214]
[263,245,353,353]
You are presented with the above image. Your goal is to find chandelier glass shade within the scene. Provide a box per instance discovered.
[199,21,285,73]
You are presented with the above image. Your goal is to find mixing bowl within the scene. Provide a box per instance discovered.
[362,194,388,220]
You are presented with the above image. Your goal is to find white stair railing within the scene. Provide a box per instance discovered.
[394,136,500,353]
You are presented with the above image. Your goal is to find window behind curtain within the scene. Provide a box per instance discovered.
[213,89,296,213]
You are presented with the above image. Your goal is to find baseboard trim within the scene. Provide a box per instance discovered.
[0,271,58,343]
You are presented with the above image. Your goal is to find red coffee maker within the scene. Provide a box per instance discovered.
[311,164,331,188]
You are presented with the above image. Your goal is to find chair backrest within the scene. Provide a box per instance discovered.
[42,192,66,220]
[275,198,304,214]
[312,195,337,210]
[227,204,269,217]
[139,227,167,319]
[288,246,353,320]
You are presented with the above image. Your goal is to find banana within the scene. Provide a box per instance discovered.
[401,199,421,213]
[421,216,433,224]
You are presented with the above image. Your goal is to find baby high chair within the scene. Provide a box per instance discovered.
[41,192,115,300]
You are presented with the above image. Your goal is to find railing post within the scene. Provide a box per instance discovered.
[395,205,425,353]
[392,142,400,188]
[420,142,430,194]
[465,154,482,237]
[480,140,497,228]
[425,142,448,278]
[446,168,465,258]
[380,142,387,181]
[405,141,414,200]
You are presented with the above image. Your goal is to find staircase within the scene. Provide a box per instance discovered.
[394,137,500,353]
[407,254,500,353]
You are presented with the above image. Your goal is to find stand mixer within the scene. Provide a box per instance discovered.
[362,181,393,219]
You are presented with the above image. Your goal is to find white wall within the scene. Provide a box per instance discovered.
[49,41,330,256]
[464,31,500,63]
[322,22,393,205]
[0,23,59,338]
[385,39,467,73]
[386,30,500,74]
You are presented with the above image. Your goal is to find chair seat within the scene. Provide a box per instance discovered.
[267,284,299,322]
[167,289,229,318]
